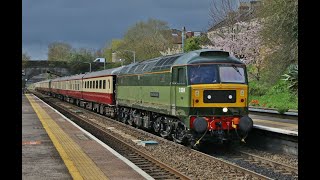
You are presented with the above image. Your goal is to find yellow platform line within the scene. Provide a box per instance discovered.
[26,94,108,180]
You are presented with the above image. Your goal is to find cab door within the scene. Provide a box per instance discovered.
[171,66,187,116]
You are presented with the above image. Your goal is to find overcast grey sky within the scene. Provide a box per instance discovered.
[23,0,240,60]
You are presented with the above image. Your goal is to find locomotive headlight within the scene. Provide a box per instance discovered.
[207,95,212,99]
[228,95,232,99]
[223,107,228,112]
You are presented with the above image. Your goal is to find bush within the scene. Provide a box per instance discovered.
[276,105,289,114]
[282,64,298,93]
[249,81,268,96]
[248,80,298,110]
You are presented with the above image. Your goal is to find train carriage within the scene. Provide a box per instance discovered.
[51,76,69,97]
[35,79,51,94]
[81,67,123,116]
[64,74,86,101]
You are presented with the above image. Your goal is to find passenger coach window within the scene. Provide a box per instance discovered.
[108,80,110,89]
[178,68,186,84]
[103,80,106,89]
[96,80,98,88]
[93,81,95,89]
[99,80,102,89]
[90,81,92,88]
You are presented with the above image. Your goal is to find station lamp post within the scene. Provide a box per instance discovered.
[83,62,92,72]
[119,59,125,66]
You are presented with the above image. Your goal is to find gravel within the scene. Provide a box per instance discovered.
[48,97,298,180]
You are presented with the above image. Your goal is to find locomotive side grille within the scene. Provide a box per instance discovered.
[203,90,236,103]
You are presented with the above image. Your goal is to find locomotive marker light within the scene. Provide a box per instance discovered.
[228,95,232,99]
[195,90,199,97]
[240,90,244,96]
[207,95,212,99]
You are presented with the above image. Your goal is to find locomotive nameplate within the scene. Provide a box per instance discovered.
[150,92,159,98]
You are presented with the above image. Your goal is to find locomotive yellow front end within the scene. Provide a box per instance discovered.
[187,62,253,144]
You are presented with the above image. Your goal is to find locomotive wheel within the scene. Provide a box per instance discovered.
[160,123,172,139]
[128,113,134,126]
[120,109,127,123]
[153,118,161,133]
[173,124,187,144]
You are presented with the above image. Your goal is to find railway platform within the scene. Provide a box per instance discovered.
[250,113,298,136]
[22,94,152,180]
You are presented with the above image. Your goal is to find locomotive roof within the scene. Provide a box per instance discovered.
[117,49,244,75]
[174,49,244,65]
[39,79,51,83]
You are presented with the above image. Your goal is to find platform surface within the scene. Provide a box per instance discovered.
[249,113,298,136]
[22,94,150,180]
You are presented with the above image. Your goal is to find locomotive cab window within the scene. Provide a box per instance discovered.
[188,64,218,85]
[177,68,186,84]
[219,65,246,83]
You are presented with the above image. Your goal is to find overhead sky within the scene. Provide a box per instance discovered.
[23,0,241,60]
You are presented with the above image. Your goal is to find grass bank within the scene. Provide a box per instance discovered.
[248,80,298,113]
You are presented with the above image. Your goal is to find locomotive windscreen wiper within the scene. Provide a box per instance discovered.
[232,65,242,76]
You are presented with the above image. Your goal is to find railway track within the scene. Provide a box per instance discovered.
[237,150,298,176]
[207,147,298,180]
[45,97,191,180]
[33,91,292,179]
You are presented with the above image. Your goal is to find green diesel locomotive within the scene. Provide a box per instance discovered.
[116,49,253,146]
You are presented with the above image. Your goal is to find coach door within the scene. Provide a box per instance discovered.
[171,66,187,116]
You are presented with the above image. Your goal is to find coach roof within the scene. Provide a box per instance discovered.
[83,66,124,79]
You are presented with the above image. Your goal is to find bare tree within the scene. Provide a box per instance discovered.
[209,0,240,33]
[47,42,72,61]
[208,0,266,81]
[22,52,31,69]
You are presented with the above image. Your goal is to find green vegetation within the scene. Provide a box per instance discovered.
[258,0,298,84]
[282,64,298,93]
[102,39,123,63]
[246,0,298,112]
[249,80,298,113]
[184,35,212,52]
[47,42,72,61]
